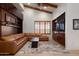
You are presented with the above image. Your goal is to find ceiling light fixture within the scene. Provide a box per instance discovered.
[44,6,47,9]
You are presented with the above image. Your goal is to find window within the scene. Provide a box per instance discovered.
[34,21,51,34]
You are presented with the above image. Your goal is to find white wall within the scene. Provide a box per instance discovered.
[66,3,79,50]
[23,8,52,33]
[23,8,52,40]
[53,3,79,50]
[52,4,67,20]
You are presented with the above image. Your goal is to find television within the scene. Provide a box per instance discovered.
[56,23,64,31]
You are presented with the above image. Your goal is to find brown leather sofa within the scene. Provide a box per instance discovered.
[25,33,49,41]
[0,33,28,55]
[0,33,49,55]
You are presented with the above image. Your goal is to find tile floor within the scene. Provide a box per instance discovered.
[15,40,79,56]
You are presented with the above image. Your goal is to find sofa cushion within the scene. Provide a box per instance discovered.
[1,33,25,41]
[14,33,25,40]
[25,33,42,37]
[1,35,16,41]
[15,37,27,46]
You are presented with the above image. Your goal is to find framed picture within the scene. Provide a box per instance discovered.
[73,19,79,30]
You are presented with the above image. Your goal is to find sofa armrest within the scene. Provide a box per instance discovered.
[0,41,17,54]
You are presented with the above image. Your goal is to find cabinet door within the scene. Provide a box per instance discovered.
[5,12,17,24]
[57,33,65,46]
[53,32,58,42]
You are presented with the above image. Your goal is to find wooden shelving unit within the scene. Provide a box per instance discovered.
[52,12,65,46]
[0,4,23,36]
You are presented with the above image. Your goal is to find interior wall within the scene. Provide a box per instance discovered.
[66,3,79,50]
[52,3,67,20]
[23,8,52,40]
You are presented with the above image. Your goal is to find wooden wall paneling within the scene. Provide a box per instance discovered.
[0,9,2,38]
[0,4,23,36]
[0,3,23,19]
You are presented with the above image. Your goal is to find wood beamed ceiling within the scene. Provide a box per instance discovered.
[24,3,58,14]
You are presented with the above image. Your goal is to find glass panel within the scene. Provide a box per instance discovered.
[35,22,39,33]
[42,22,44,33]
[40,22,44,33]
[35,21,50,34]
[46,22,50,33]
[48,22,50,33]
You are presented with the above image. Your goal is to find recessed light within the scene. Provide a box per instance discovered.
[44,6,47,9]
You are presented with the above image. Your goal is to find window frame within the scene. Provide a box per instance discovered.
[34,21,51,34]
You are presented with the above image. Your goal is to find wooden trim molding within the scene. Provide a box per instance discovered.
[24,5,52,14]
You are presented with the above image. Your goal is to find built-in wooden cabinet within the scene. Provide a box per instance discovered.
[52,12,65,46]
[0,4,23,36]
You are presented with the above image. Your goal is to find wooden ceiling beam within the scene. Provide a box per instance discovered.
[24,5,52,14]
[46,3,57,8]
[37,3,57,8]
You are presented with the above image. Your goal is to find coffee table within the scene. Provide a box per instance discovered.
[31,37,39,48]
